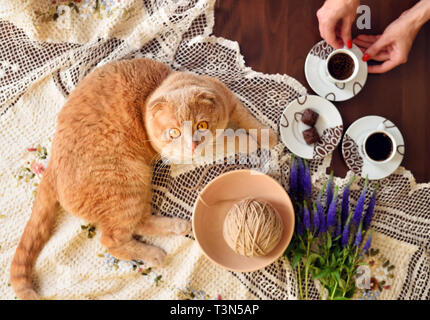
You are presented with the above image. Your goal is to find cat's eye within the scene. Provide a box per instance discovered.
[197,121,209,131]
[169,128,181,139]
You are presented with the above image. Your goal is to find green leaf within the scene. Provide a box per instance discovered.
[327,233,332,249]
[338,278,346,290]
[291,251,304,269]
[332,270,340,282]
[307,253,321,267]
[313,268,331,280]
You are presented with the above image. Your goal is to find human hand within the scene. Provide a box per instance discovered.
[317,0,360,49]
[354,0,430,73]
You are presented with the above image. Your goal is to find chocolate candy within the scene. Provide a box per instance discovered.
[302,127,320,145]
[301,108,319,127]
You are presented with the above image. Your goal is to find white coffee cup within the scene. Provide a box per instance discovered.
[362,122,397,164]
[325,48,359,84]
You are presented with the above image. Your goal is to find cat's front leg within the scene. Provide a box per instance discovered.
[229,101,278,148]
[134,182,191,237]
[135,216,191,236]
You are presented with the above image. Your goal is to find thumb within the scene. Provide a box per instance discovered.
[363,35,391,61]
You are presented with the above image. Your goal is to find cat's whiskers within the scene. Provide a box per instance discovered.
[152,156,171,177]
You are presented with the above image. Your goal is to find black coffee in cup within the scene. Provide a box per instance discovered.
[327,53,355,80]
[364,132,394,161]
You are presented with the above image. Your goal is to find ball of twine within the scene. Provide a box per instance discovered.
[223,198,284,257]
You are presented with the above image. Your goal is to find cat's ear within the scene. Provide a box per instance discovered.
[196,91,216,107]
[147,96,167,117]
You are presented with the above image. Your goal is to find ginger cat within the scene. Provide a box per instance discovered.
[10,58,277,300]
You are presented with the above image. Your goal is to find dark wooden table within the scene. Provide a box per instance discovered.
[214,0,430,183]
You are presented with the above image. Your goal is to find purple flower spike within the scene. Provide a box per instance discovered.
[363,184,378,231]
[335,208,342,238]
[317,183,327,233]
[303,201,311,231]
[317,202,325,234]
[327,186,339,228]
[353,176,369,226]
[362,230,374,254]
[341,176,355,225]
[312,203,320,235]
[296,204,304,236]
[303,160,312,199]
[297,157,305,200]
[289,155,298,199]
[297,218,304,236]
[326,171,334,209]
[342,213,353,248]
[354,221,363,246]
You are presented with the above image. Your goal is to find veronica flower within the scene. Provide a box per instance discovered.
[295,203,304,236]
[335,208,342,238]
[353,176,369,226]
[341,176,355,225]
[326,171,334,209]
[312,203,320,235]
[354,220,363,246]
[342,212,353,248]
[326,186,339,228]
[289,155,298,199]
[317,182,327,233]
[297,218,304,237]
[362,229,374,254]
[297,157,305,201]
[303,201,311,231]
[363,184,378,231]
[303,160,312,199]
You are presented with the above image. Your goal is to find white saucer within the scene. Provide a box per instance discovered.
[342,116,405,180]
[279,95,343,159]
[305,40,368,101]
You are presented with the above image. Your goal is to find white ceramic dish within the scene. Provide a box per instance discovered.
[342,116,405,180]
[305,40,368,102]
[279,94,343,159]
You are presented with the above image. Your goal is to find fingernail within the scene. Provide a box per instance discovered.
[362,53,371,62]
[347,40,352,49]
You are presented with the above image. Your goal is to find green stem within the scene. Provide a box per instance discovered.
[297,260,304,300]
[330,281,338,300]
[342,247,359,297]
[304,234,311,300]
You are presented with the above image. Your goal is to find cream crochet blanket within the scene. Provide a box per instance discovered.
[0,0,429,300]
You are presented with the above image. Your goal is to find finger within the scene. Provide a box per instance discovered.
[355,43,389,61]
[353,38,373,49]
[354,34,380,44]
[340,18,354,48]
[321,20,343,49]
[368,52,390,62]
[365,35,391,57]
[368,59,398,74]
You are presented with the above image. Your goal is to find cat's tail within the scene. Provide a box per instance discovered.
[10,170,58,300]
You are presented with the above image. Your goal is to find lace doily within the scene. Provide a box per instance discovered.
[0,0,429,300]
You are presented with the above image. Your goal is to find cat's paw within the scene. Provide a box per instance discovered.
[171,218,192,235]
[144,246,167,267]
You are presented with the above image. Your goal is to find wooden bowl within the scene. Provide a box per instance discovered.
[192,169,295,272]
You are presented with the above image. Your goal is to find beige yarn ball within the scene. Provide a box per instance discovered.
[223,198,284,257]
